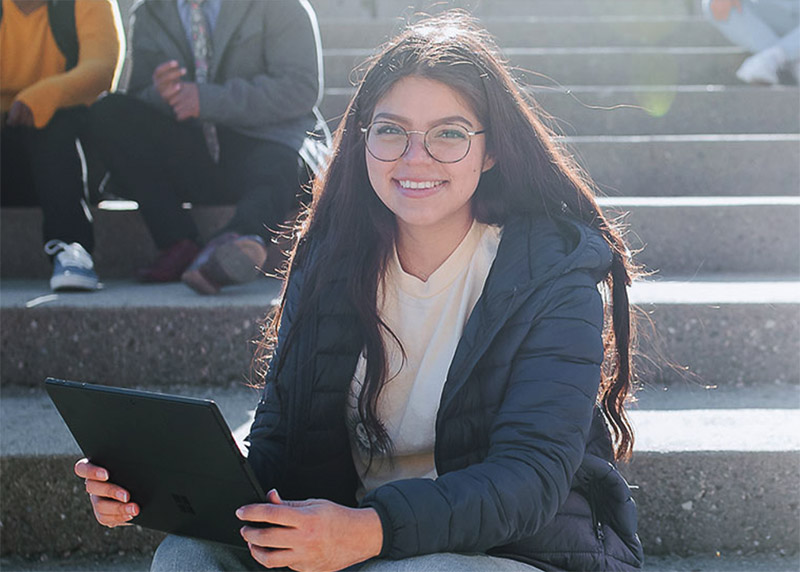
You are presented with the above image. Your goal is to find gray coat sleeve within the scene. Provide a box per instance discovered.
[196,0,322,128]
[124,0,321,129]
[124,1,179,115]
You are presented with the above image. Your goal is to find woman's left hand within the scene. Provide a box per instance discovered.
[237,489,383,572]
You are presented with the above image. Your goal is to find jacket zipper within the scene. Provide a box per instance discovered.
[587,484,605,541]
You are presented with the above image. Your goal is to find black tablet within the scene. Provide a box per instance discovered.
[45,377,266,547]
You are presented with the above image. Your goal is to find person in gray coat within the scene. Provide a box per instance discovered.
[89,0,325,294]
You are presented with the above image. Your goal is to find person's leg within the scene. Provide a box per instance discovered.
[2,108,100,291]
[752,0,800,58]
[356,552,544,572]
[739,0,800,75]
[151,538,543,572]
[775,26,800,61]
[0,122,37,207]
[216,133,302,242]
[88,93,217,250]
[704,0,800,82]
[703,0,782,53]
[179,132,302,294]
[150,535,264,572]
[3,107,94,252]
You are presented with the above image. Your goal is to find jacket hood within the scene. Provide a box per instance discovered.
[486,214,613,302]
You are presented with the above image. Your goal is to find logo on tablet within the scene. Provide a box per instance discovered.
[171,493,196,515]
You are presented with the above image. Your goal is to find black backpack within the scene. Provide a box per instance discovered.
[0,0,79,70]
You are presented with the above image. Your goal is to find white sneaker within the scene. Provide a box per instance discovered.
[735,45,788,85]
[44,240,100,291]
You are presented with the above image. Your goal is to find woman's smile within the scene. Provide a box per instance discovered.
[394,178,447,197]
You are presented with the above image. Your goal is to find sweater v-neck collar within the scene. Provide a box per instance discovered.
[391,220,485,299]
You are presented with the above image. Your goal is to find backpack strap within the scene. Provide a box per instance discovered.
[47,0,79,71]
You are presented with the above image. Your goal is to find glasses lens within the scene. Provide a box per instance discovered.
[366,122,408,161]
[425,124,471,163]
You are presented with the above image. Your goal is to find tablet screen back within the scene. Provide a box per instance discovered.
[46,378,266,547]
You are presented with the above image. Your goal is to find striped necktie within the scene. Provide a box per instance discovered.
[189,0,220,163]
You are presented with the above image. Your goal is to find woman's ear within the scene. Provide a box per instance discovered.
[482,153,496,172]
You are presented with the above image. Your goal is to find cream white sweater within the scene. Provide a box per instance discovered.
[347,221,502,500]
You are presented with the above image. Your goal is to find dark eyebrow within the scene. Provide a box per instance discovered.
[372,112,475,128]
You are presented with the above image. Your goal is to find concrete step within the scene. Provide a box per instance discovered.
[111,1,710,41]
[1,383,797,558]
[3,196,798,280]
[319,17,731,49]
[0,205,280,280]
[323,47,750,88]
[630,277,800,387]
[0,279,281,389]
[569,134,800,198]
[321,85,800,136]
[598,197,800,276]
[0,278,797,388]
[310,0,704,19]
[109,1,713,34]
[626,383,800,557]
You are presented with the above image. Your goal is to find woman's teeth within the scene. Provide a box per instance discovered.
[397,180,443,189]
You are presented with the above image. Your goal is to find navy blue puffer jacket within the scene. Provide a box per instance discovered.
[247,214,643,571]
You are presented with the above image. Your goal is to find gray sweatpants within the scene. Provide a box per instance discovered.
[150,534,543,572]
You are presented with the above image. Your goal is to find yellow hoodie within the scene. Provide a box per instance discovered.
[0,0,122,128]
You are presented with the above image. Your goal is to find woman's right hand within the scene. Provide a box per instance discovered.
[74,458,139,528]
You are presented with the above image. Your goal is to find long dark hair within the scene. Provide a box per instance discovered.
[256,11,639,461]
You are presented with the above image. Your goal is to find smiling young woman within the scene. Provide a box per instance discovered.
[76,11,644,572]
[364,76,495,282]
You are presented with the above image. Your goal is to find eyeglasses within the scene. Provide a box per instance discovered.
[361,121,486,164]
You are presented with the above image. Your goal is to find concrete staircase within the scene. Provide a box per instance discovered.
[1,0,798,568]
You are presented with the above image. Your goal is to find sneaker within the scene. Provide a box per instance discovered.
[181,232,268,295]
[137,238,202,283]
[735,45,787,85]
[44,240,99,292]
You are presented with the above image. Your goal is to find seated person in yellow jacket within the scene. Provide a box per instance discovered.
[0,0,122,291]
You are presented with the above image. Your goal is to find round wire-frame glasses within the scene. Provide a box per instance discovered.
[361,121,486,164]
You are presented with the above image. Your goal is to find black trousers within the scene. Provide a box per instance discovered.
[1,107,94,252]
[88,93,303,250]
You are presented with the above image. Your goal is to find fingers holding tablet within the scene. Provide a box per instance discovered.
[74,458,139,528]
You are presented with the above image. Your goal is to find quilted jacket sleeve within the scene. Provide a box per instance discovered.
[361,268,606,558]
[245,262,306,489]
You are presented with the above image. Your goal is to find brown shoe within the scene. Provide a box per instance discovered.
[137,239,201,283]
[181,233,268,295]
